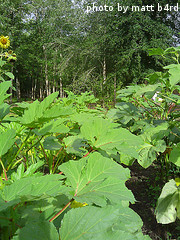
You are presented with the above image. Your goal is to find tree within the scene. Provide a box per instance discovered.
[0,0,179,101]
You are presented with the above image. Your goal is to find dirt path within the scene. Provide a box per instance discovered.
[125,161,180,240]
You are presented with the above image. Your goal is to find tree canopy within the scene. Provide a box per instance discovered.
[0,0,179,100]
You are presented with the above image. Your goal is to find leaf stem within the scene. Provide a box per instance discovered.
[133,97,155,117]
[52,148,64,174]
[0,158,8,180]
[82,146,93,158]
[8,129,32,170]
[26,136,43,154]
[49,200,72,222]
[39,142,48,165]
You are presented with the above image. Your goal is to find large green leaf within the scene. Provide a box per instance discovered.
[155,179,180,224]
[43,105,73,119]
[20,194,69,223]
[59,204,150,240]
[138,139,166,168]
[15,92,58,126]
[142,122,169,141]
[0,103,10,120]
[70,112,100,125]
[0,80,12,105]
[59,152,134,206]
[43,136,62,150]
[13,221,59,240]
[15,92,73,128]
[79,118,143,159]
[1,174,65,203]
[0,129,16,157]
[64,136,88,157]
[137,123,168,168]
[107,102,140,124]
[117,85,141,98]
[0,59,6,68]
[5,71,14,79]
[0,197,20,212]
[34,119,69,136]
[10,161,44,181]
[135,83,161,98]
[164,64,180,87]
[169,143,180,167]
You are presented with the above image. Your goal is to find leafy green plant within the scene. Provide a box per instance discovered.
[107,46,180,227]
[0,45,179,238]
[0,151,151,239]
[155,178,180,224]
[0,36,16,90]
[0,80,152,239]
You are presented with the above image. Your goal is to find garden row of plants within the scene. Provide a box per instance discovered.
[0,40,179,239]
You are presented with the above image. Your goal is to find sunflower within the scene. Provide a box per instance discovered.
[0,36,10,49]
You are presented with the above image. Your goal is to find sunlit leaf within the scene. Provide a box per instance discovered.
[155,179,180,224]
[60,204,150,240]
[59,152,134,206]
[0,129,16,157]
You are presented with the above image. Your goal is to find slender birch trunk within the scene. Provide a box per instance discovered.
[102,57,106,107]
[59,76,63,98]
[114,74,116,106]
[43,45,49,97]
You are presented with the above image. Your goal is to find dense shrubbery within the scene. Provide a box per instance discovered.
[0,43,179,239]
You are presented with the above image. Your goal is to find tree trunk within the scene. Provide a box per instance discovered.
[103,57,106,85]
[43,45,49,97]
[52,60,56,93]
[52,83,55,93]
[40,87,43,99]
[15,74,21,101]
[9,65,14,104]
[59,76,63,98]
[31,75,34,100]
[114,74,116,106]
[102,57,106,107]
[39,67,43,99]
[48,82,51,95]
[34,78,37,99]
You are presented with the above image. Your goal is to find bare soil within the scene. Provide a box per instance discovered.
[125,161,180,240]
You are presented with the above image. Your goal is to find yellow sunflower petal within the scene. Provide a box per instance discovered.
[0,36,10,49]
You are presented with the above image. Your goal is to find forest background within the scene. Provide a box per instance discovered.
[0,0,180,103]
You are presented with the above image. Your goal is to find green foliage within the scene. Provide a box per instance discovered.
[0,80,12,104]
[1,0,178,100]
[60,204,151,240]
[10,161,44,181]
[169,143,180,167]
[0,45,179,238]
[155,179,180,224]
[13,221,59,240]
[138,123,168,168]
[0,129,16,157]
[14,92,73,128]
[108,46,180,227]
[0,80,153,239]
[59,152,134,206]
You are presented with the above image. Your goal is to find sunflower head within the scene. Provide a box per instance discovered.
[0,36,10,49]
[8,56,17,62]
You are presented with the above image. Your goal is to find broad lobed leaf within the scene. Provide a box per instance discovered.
[0,129,16,157]
[59,204,151,240]
[155,179,180,224]
[59,152,134,206]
